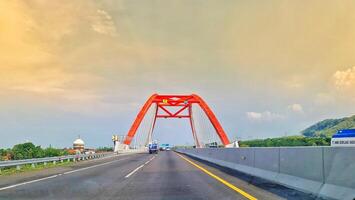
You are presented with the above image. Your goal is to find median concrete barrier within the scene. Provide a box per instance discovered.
[253,148,279,182]
[278,147,324,195]
[320,147,355,200]
[177,147,355,200]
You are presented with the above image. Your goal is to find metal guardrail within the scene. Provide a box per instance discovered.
[0,153,113,172]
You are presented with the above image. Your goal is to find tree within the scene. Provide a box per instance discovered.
[44,147,65,157]
[96,147,113,152]
[12,142,44,160]
[0,149,6,156]
[240,136,330,147]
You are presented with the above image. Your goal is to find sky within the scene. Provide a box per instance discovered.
[1,0,355,148]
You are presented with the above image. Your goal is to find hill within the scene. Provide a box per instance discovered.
[301,115,355,137]
[239,136,330,147]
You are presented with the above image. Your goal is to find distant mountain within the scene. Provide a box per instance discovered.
[302,115,355,137]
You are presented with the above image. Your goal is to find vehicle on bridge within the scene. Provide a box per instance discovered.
[148,141,159,154]
[331,129,355,147]
[159,143,171,151]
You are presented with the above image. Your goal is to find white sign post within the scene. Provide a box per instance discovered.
[112,135,120,153]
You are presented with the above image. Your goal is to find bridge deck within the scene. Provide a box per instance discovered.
[0,151,314,200]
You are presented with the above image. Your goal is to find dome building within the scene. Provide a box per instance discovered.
[73,136,85,152]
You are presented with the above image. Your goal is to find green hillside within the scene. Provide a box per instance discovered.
[239,136,330,147]
[301,115,355,137]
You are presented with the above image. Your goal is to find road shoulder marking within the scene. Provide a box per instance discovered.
[125,156,155,178]
[0,156,131,192]
[0,175,59,191]
[176,153,257,200]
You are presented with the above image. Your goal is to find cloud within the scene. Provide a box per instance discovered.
[246,112,262,120]
[314,93,335,106]
[310,67,355,107]
[246,111,284,121]
[329,66,355,103]
[91,9,117,36]
[283,76,305,89]
[288,104,304,113]
[333,66,355,91]
[0,1,161,114]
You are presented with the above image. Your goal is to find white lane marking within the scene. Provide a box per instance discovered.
[0,175,58,191]
[0,156,133,192]
[63,158,128,175]
[125,156,155,178]
[124,164,144,178]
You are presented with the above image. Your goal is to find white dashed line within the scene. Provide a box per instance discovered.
[125,156,155,178]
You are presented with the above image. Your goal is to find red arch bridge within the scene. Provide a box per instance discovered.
[122,94,232,148]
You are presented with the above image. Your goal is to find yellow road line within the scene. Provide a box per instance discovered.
[177,153,257,200]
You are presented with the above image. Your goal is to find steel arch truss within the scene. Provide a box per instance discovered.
[123,94,231,147]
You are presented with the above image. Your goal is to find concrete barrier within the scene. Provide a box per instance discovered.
[320,147,355,200]
[278,147,324,195]
[177,147,355,200]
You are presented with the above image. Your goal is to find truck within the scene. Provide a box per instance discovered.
[148,142,158,154]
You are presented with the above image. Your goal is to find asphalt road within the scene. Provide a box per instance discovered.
[0,151,316,200]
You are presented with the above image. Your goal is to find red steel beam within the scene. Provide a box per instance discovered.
[192,94,230,145]
[123,94,157,145]
[123,94,231,146]
[156,115,190,118]
[158,105,174,116]
[172,105,189,116]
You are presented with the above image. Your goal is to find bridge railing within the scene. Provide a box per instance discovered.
[0,152,112,172]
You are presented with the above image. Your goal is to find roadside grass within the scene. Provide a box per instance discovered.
[0,160,75,176]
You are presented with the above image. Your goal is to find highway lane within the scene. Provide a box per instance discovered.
[0,153,152,200]
[0,151,314,200]
[0,153,142,189]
